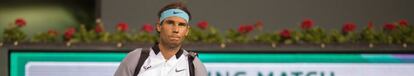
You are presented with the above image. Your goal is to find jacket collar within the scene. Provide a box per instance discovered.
[151,42,184,59]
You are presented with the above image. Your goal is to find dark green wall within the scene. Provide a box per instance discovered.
[102,0,414,32]
[0,0,96,40]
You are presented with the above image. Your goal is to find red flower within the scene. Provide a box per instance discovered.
[245,25,254,33]
[279,29,291,39]
[342,23,357,33]
[398,19,408,27]
[64,27,76,40]
[142,24,153,33]
[15,18,26,27]
[368,21,374,29]
[238,25,246,33]
[301,19,313,30]
[238,25,254,34]
[95,25,103,33]
[48,29,58,36]
[384,23,396,31]
[117,22,128,32]
[197,21,208,30]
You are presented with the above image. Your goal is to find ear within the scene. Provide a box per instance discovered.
[184,25,190,36]
[156,19,162,33]
[156,22,161,33]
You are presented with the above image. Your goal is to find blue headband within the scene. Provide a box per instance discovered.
[159,9,190,23]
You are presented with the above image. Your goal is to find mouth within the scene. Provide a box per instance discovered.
[169,35,181,41]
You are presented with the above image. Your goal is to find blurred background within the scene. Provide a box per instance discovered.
[1,0,414,76]
[1,0,413,35]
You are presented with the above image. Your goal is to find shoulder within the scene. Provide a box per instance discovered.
[194,56,208,76]
[128,48,143,57]
[185,50,208,76]
[114,48,144,76]
[122,48,144,66]
[123,48,144,66]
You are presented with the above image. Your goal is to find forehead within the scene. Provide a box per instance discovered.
[162,16,188,23]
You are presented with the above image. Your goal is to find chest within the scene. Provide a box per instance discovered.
[138,54,189,76]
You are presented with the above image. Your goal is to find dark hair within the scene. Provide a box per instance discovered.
[158,2,191,23]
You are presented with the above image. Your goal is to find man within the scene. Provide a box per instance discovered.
[114,2,208,76]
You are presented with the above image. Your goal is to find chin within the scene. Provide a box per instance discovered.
[166,41,181,47]
[167,43,180,48]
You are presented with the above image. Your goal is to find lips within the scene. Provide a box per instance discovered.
[169,35,181,40]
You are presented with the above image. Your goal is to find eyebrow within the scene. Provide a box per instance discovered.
[178,22,187,25]
[164,20,187,25]
[166,20,175,23]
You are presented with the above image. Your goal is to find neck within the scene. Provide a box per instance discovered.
[158,42,181,60]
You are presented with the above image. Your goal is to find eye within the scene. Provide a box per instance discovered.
[178,23,187,27]
[166,20,174,26]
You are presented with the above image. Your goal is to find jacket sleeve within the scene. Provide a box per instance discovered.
[193,57,208,76]
[114,48,142,76]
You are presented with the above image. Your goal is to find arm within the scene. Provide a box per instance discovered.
[193,57,208,76]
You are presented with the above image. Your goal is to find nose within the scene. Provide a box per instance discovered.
[172,24,179,33]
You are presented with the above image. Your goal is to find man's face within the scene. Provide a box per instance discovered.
[157,16,189,48]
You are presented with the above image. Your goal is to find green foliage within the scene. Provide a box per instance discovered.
[3,26,26,42]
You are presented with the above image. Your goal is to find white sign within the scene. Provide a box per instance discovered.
[206,63,414,76]
[25,62,414,76]
[26,62,119,76]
